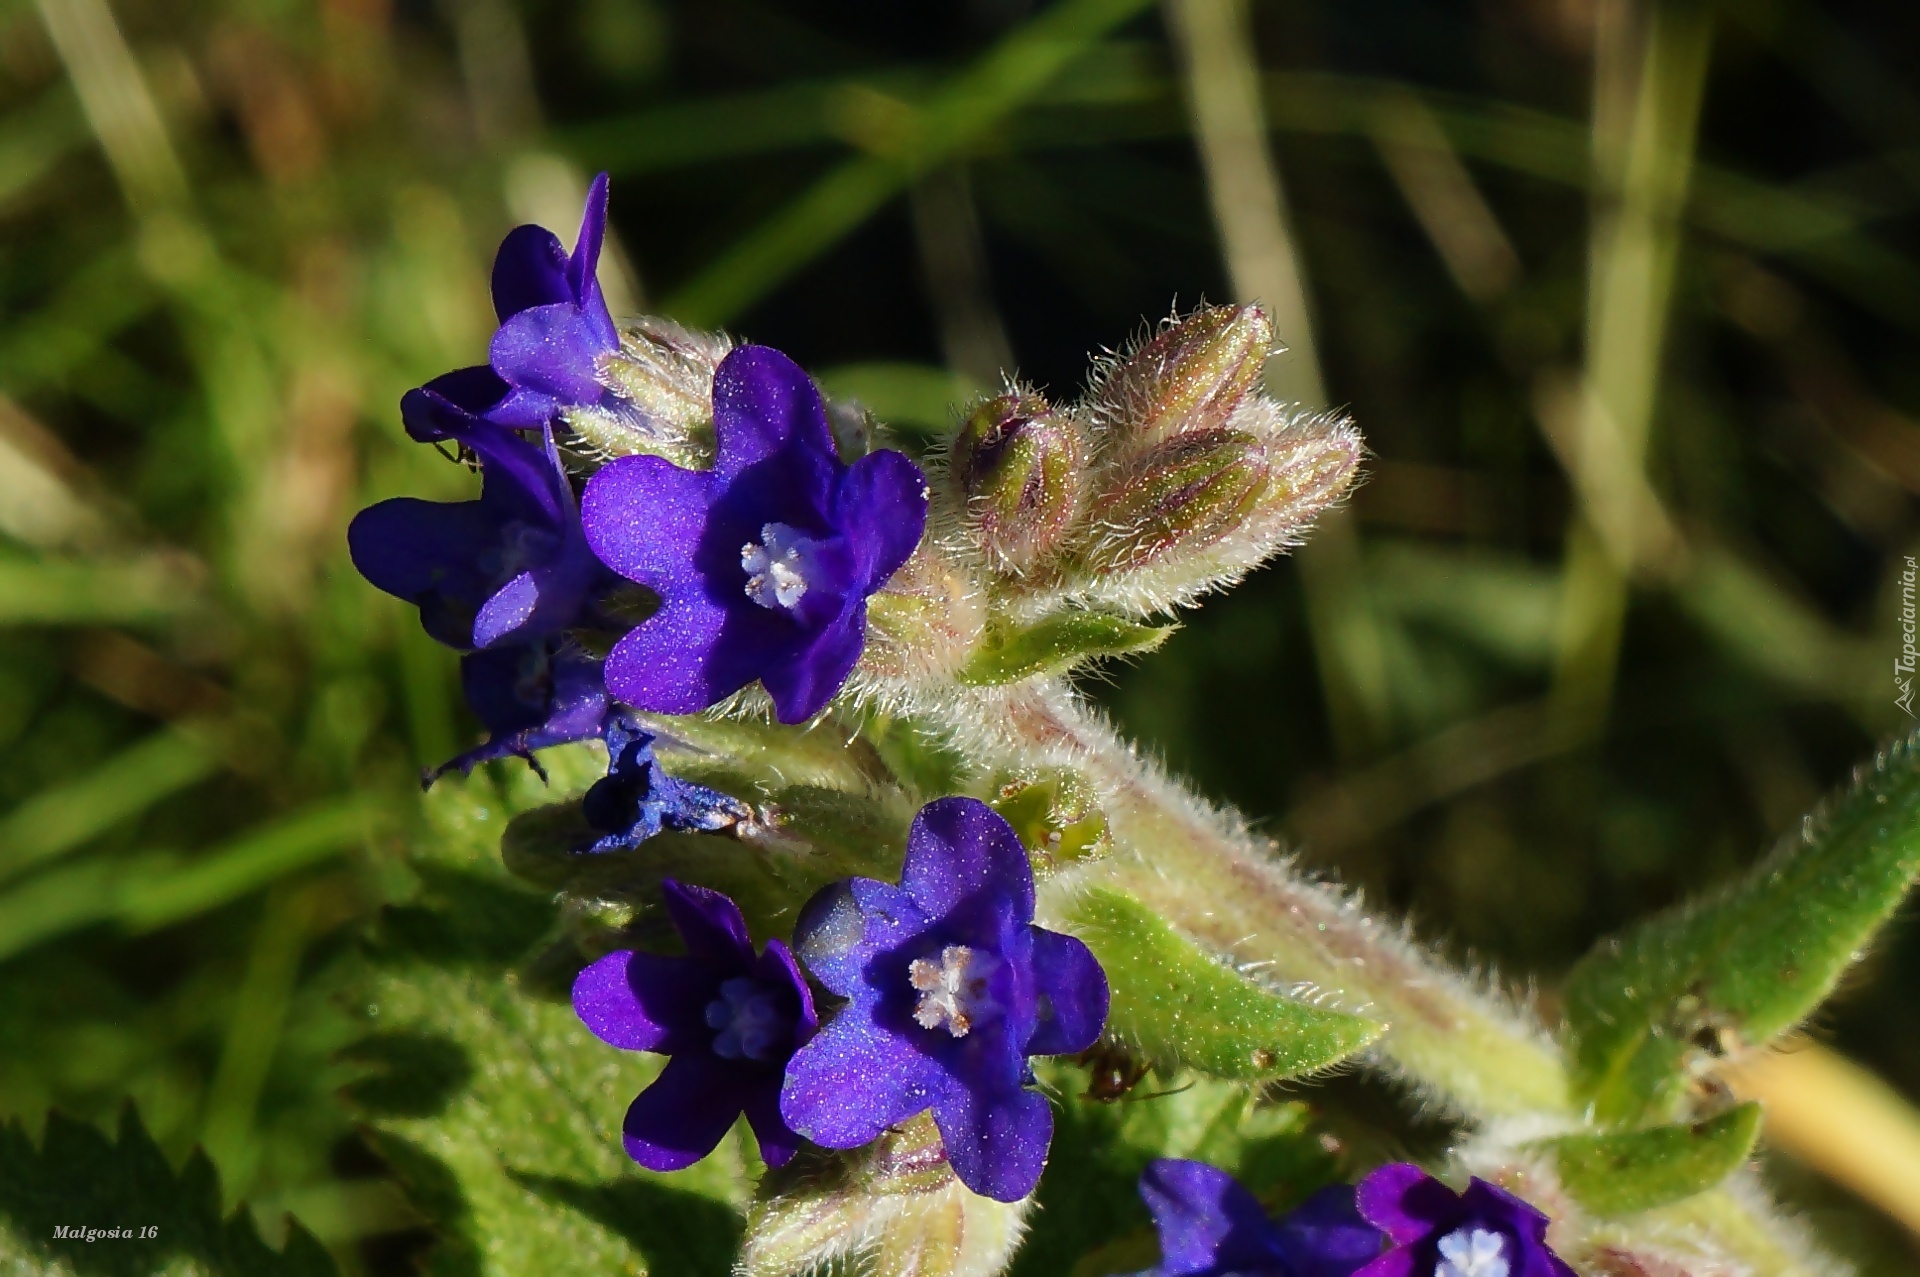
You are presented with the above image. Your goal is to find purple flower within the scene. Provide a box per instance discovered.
[428,641,611,783]
[573,879,817,1171]
[350,379,622,780]
[580,714,753,851]
[581,344,927,725]
[1354,1165,1576,1277]
[1136,1159,1384,1277]
[778,797,1109,1202]
[485,173,627,430]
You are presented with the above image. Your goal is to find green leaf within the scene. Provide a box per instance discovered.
[1564,730,1920,1122]
[1060,887,1381,1079]
[354,766,752,1276]
[0,1104,336,1276]
[1546,1103,1763,1218]
[959,613,1173,686]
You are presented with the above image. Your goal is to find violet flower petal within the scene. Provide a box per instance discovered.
[778,1008,938,1149]
[1139,1158,1289,1275]
[490,302,617,407]
[711,345,839,497]
[1278,1185,1386,1277]
[930,1078,1052,1205]
[622,1052,757,1172]
[759,609,866,725]
[428,645,610,782]
[836,447,932,590]
[901,796,1036,928]
[660,880,756,969]
[346,497,498,647]
[491,225,571,322]
[1351,1250,1421,1277]
[1355,1163,1454,1244]
[572,950,711,1055]
[1026,928,1109,1056]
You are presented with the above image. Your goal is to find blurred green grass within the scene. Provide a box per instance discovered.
[0,0,1916,1270]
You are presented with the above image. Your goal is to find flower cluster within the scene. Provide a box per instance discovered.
[1133,1158,1575,1277]
[349,175,928,780]
[574,797,1110,1202]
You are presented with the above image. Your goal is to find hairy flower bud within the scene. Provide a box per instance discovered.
[1091,304,1272,451]
[949,393,1087,575]
[566,317,730,467]
[1084,428,1269,573]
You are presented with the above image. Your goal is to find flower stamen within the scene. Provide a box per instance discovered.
[1436,1227,1508,1277]
[909,944,998,1037]
[741,522,819,610]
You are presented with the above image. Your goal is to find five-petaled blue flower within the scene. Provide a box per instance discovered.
[580,714,753,851]
[348,382,617,780]
[1136,1158,1384,1277]
[1353,1164,1576,1277]
[573,879,818,1171]
[581,344,927,725]
[778,796,1109,1202]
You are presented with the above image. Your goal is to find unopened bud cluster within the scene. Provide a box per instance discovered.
[942,304,1361,617]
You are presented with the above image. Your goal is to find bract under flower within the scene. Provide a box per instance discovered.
[581,344,927,724]
[1136,1159,1383,1277]
[1354,1165,1576,1277]
[579,714,752,851]
[573,879,817,1171]
[778,797,1108,1202]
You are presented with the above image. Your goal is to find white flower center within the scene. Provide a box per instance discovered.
[741,522,820,610]
[1436,1227,1508,1277]
[908,944,1000,1038]
[704,977,787,1062]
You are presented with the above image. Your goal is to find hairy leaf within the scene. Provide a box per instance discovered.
[0,1105,335,1277]
[1564,731,1920,1122]
[352,759,751,1276]
[958,613,1172,686]
[1061,887,1381,1079]
[1546,1103,1763,1218]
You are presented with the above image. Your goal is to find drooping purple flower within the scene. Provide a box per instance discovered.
[1354,1164,1576,1277]
[427,642,611,783]
[778,797,1109,1202]
[573,879,817,1171]
[349,385,619,780]
[581,344,927,725]
[1135,1159,1383,1277]
[579,714,753,851]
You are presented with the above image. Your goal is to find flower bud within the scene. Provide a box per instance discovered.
[567,318,729,467]
[990,769,1111,871]
[1091,304,1271,451]
[949,393,1087,575]
[1085,428,1269,573]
